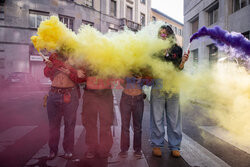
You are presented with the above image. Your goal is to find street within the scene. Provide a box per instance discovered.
[0,88,249,167]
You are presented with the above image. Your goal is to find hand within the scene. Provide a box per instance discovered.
[45,60,53,68]
[77,70,85,78]
[58,67,70,75]
[181,51,190,64]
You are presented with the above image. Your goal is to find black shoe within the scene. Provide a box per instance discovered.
[47,152,56,160]
[134,151,142,158]
[118,151,128,158]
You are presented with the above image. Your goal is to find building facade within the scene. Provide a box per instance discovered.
[0,0,151,81]
[183,0,250,70]
[151,8,184,47]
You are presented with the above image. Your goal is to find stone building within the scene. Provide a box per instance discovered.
[183,0,250,70]
[0,0,151,81]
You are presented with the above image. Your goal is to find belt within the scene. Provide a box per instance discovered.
[122,92,143,99]
[50,86,76,94]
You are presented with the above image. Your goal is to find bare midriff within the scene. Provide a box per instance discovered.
[123,81,142,96]
[52,72,75,88]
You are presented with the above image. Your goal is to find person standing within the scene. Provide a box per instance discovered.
[44,51,85,159]
[150,25,189,158]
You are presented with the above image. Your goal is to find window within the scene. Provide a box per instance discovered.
[82,20,94,27]
[108,27,118,32]
[152,16,156,21]
[242,31,250,40]
[140,0,145,4]
[0,3,4,21]
[232,0,249,12]
[140,13,145,26]
[126,6,133,21]
[59,15,74,30]
[178,29,182,36]
[29,10,49,28]
[208,3,218,25]
[174,26,178,34]
[208,44,218,65]
[192,49,198,65]
[110,0,117,17]
[78,0,93,7]
[191,17,199,34]
[0,58,5,69]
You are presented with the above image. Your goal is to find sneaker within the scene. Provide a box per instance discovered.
[152,147,162,157]
[64,152,73,159]
[134,151,143,158]
[118,151,128,158]
[47,152,56,160]
[84,151,95,159]
[171,150,181,158]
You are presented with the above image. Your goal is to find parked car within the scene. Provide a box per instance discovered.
[6,72,38,90]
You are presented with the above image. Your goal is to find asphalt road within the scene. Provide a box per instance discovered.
[0,89,249,167]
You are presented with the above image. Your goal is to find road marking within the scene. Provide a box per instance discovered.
[200,126,250,155]
[25,125,83,167]
[108,91,149,167]
[164,126,230,167]
[0,126,37,152]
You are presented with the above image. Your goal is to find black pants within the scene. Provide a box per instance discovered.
[47,88,79,154]
[120,92,144,152]
[82,89,114,154]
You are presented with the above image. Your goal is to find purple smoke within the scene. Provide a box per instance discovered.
[190,26,250,60]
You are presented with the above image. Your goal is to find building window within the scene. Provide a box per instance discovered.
[242,31,250,40]
[208,44,218,65]
[191,17,199,34]
[0,2,4,21]
[78,0,93,7]
[29,10,49,28]
[82,20,94,27]
[207,3,219,26]
[232,0,249,12]
[174,26,178,34]
[0,58,5,69]
[178,29,182,36]
[108,27,118,32]
[140,13,145,26]
[126,6,133,21]
[110,0,117,17]
[152,16,156,21]
[140,0,146,4]
[59,15,74,31]
[192,49,198,65]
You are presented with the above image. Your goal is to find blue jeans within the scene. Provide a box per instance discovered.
[47,87,79,154]
[150,86,182,151]
[120,93,144,152]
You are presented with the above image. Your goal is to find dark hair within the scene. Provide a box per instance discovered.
[160,25,174,35]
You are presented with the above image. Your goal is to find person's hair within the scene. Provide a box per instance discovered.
[158,25,176,41]
[160,25,174,36]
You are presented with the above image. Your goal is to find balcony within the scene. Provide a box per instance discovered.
[119,18,141,32]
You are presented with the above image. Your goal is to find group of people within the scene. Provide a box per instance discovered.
[43,25,189,160]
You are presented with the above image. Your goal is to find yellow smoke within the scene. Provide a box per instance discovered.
[31,16,250,144]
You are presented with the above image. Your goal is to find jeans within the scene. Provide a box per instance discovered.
[120,93,144,152]
[47,88,79,154]
[150,86,182,151]
[82,89,114,154]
